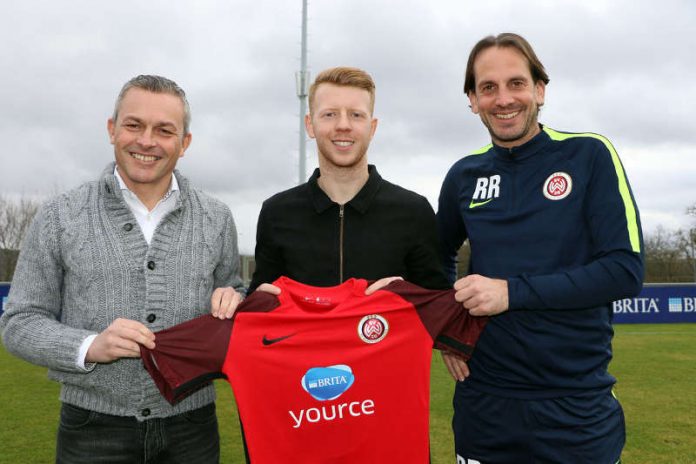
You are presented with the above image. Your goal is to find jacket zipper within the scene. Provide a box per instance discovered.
[339,204,345,283]
[509,147,518,214]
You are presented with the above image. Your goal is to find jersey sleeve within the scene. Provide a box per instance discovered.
[507,137,644,310]
[385,280,487,359]
[141,315,233,404]
[142,291,281,404]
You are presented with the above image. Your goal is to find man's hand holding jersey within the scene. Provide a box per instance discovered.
[86,318,156,363]
[454,274,508,316]
[210,287,246,319]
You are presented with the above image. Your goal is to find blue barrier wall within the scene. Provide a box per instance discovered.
[613,283,696,323]
[0,282,694,322]
[0,282,10,316]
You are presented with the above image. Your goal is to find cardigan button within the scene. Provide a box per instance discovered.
[147,261,156,270]
[146,314,156,323]
[123,223,133,232]
[141,408,151,417]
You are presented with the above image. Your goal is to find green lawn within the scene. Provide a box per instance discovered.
[610,324,696,463]
[1,323,694,463]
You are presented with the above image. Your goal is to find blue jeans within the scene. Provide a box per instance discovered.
[56,402,220,464]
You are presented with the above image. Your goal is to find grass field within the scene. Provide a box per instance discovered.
[1,323,694,463]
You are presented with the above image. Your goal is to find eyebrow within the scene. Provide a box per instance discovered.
[319,107,368,114]
[121,116,179,129]
[477,75,530,88]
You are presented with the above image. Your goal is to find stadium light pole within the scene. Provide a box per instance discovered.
[295,0,310,184]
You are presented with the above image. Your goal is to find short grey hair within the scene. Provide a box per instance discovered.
[112,75,191,136]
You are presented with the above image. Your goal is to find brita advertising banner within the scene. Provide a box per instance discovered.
[613,284,696,323]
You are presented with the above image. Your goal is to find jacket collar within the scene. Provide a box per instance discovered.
[492,124,550,162]
[308,164,382,214]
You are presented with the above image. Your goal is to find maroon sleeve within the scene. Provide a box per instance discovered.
[141,315,233,404]
[385,280,488,360]
[141,291,281,404]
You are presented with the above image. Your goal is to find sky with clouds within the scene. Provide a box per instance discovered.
[1,0,694,254]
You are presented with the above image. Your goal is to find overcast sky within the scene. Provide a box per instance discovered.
[1,0,694,254]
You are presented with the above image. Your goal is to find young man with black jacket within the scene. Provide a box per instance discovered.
[212,67,449,315]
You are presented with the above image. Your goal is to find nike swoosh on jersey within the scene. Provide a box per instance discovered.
[262,333,295,346]
[469,198,493,209]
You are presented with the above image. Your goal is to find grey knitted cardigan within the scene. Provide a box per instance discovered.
[0,164,244,419]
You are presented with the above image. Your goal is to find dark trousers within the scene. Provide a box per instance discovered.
[56,402,220,464]
[453,384,624,464]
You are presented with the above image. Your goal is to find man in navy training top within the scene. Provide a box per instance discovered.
[437,33,644,463]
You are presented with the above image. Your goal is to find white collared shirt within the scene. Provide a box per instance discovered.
[77,167,180,370]
[113,166,180,245]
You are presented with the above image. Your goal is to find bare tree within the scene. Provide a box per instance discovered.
[0,194,41,281]
[643,226,695,282]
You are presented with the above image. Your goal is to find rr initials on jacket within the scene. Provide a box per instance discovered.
[469,175,500,208]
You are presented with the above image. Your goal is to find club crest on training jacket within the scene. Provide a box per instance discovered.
[543,172,572,200]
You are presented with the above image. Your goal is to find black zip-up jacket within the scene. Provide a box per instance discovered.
[249,165,450,293]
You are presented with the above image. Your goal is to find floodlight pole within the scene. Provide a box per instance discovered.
[295,0,310,184]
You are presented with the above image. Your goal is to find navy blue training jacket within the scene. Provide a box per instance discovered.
[437,125,644,399]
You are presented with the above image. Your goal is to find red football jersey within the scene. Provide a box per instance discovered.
[142,277,487,463]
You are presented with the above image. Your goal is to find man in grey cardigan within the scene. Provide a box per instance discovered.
[0,75,245,463]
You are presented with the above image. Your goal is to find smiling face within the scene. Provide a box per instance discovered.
[305,83,378,171]
[107,87,191,198]
[468,46,545,148]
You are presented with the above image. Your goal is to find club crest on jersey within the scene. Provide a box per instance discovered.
[543,172,572,200]
[357,314,389,344]
[301,365,355,401]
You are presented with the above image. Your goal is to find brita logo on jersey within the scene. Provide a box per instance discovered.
[301,365,355,401]
[291,365,375,429]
